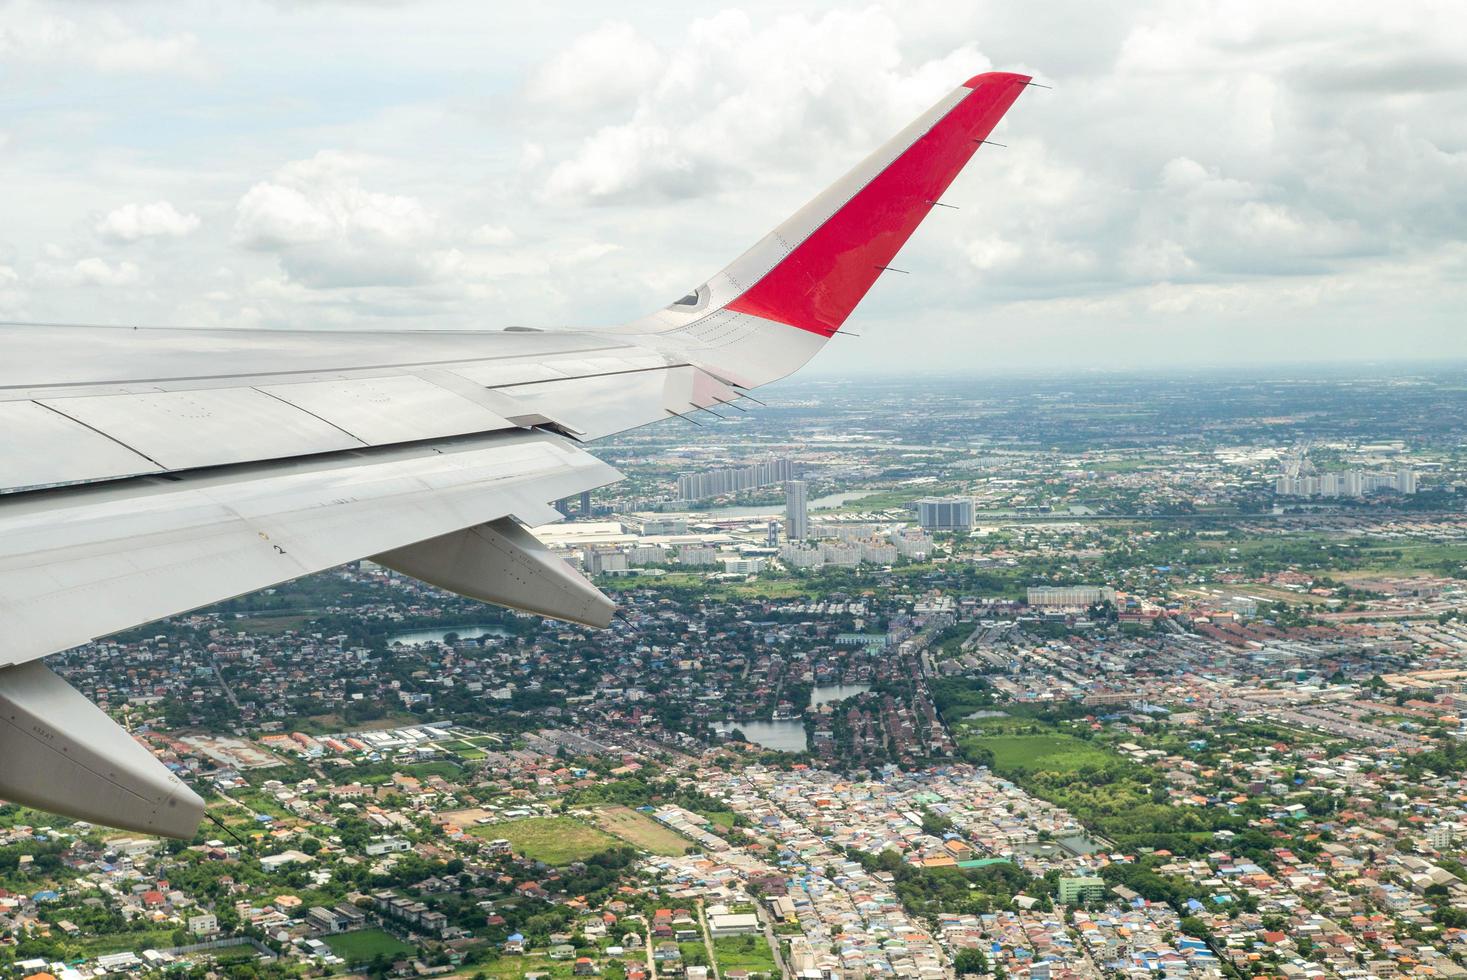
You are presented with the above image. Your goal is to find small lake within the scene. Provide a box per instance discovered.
[812,683,872,706]
[718,682,873,751]
[388,625,512,646]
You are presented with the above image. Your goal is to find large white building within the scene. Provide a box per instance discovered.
[677,545,720,567]
[677,457,793,501]
[1275,465,1417,498]
[722,556,766,574]
[914,496,974,531]
[1028,585,1116,609]
[785,479,809,541]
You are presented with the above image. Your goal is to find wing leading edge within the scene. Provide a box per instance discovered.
[0,71,1029,836]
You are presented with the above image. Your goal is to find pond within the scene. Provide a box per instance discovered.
[717,683,874,751]
[812,683,872,706]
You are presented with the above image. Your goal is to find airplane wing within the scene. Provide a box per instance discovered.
[0,72,1030,836]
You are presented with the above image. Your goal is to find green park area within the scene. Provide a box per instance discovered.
[951,711,1122,775]
[963,731,1119,773]
[324,927,415,963]
[713,934,778,973]
[471,815,620,865]
[946,705,1240,854]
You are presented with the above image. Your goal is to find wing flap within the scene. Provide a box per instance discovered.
[0,430,621,668]
[39,387,365,470]
[258,375,515,446]
[0,400,162,488]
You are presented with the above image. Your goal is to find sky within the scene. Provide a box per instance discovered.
[2,0,1466,372]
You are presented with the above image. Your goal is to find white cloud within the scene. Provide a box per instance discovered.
[5,1,1467,365]
[0,1,204,75]
[0,264,26,317]
[235,151,442,287]
[41,257,143,287]
[469,224,516,246]
[524,22,662,114]
[540,8,991,205]
[97,201,201,243]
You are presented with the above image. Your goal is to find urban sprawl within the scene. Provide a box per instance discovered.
[8,371,1467,980]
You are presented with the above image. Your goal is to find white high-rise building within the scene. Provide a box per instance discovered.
[785,480,808,541]
[914,496,974,531]
[779,543,824,568]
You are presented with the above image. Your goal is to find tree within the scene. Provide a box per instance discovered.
[954,948,990,975]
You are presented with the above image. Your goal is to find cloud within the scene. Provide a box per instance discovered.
[0,264,26,317]
[235,152,443,287]
[469,224,516,246]
[6,1,1467,366]
[96,201,201,243]
[0,1,204,75]
[539,8,991,205]
[524,22,662,114]
[36,257,143,287]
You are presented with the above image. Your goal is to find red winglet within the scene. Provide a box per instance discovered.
[725,71,1030,337]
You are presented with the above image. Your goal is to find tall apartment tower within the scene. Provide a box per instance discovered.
[915,496,975,531]
[785,480,808,542]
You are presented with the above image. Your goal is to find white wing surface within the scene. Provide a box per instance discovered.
[0,72,1030,836]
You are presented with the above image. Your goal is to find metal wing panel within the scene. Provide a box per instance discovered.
[38,388,365,470]
[0,431,621,668]
[258,375,515,446]
[495,367,698,440]
[0,322,631,392]
[0,401,162,489]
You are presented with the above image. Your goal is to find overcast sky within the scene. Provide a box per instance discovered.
[3,1,1466,372]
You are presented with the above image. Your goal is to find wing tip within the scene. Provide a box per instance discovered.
[963,70,1033,89]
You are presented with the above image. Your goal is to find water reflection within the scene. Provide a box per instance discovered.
[718,683,872,751]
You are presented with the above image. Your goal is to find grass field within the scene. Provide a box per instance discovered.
[704,810,736,829]
[325,928,415,963]
[713,934,777,973]
[445,955,575,979]
[958,730,1120,774]
[71,927,178,957]
[591,805,693,855]
[473,815,620,864]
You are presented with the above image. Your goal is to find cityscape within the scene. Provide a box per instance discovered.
[8,367,1467,980]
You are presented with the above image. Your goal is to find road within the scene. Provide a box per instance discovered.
[754,903,790,979]
[697,899,721,980]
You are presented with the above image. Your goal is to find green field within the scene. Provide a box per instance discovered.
[713,934,777,973]
[591,805,693,855]
[959,732,1119,774]
[474,815,621,865]
[325,928,415,963]
[72,927,178,957]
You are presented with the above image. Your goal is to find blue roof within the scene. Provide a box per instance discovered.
[508,932,525,941]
